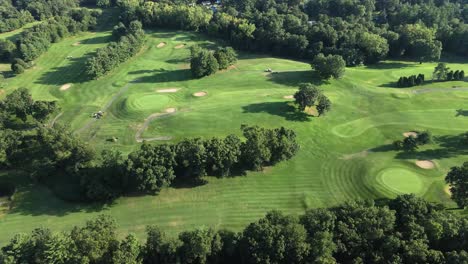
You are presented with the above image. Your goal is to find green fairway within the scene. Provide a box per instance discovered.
[0,26,467,245]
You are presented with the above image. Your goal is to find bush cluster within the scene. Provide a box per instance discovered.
[397,74,425,87]
[85,21,145,79]
[3,195,468,264]
[190,46,237,78]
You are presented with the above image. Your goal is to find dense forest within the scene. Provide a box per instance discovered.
[2,195,468,264]
[119,0,467,65]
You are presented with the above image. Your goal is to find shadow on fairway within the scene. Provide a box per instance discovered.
[135,69,192,83]
[372,133,468,160]
[456,109,468,116]
[81,35,112,45]
[35,56,90,85]
[242,101,310,121]
[364,62,413,70]
[267,70,327,86]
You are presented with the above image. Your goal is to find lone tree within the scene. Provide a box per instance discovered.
[316,95,331,116]
[293,83,321,111]
[445,162,468,208]
[312,53,346,79]
[433,63,450,81]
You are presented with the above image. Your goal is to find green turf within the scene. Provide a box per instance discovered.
[379,168,425,195]
[0,23,467,244]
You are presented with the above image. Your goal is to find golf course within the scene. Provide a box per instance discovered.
[0,11,467,245]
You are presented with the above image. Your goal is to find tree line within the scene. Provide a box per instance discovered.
[190,46,237,78]
[397,74,425,88]
[2,194,468,264]
[0,89,298,202]
[118,0,467,66]
[85,20,145,79]
[0,8,101,74]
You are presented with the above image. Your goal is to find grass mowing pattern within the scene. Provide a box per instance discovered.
[0,23,467,244]
[379,168,424,195]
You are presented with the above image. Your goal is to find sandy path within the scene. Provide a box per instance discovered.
[135,109,176,142]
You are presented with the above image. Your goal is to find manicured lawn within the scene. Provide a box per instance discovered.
[0,25,467,244]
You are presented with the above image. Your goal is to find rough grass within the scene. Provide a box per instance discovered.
[0,25,467,244]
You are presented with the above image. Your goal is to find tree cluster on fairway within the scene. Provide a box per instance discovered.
[311,53,346,80]
[118,0,466,65]
[393,131,432,152]
[294,83,331,116]
[433,63,465,82]
[85,21,145,79]
[397,74,425,87]
[190,46,237,78]
[3,195,468,263]
[7,9,100,74]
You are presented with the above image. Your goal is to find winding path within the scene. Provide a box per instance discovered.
[135,111,176,142]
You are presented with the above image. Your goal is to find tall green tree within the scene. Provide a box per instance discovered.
[312,54,346,79]
[445,162,468,208]
[293,83,321,111]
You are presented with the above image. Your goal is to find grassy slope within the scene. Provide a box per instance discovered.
[0,26,467,243]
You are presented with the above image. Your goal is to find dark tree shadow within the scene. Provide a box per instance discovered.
[364,62,413,70]
[456,109,468,117]
[166,58,189,64]
[267,70,327,86]
[242,101,311,121]
[81,35,112,45]
[370,144,396,152]
[35,56,90,85]
[136,69,192,83]
[171,177,207,189]
[127,69,158,75]
[379,82,399,88]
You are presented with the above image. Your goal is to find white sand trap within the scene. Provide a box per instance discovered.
[283,95,294,99]
[157,42,166,48]
[403,131,418,138]
[60,83,72,91]
[72,42,81,46]
[165,107,176,113]
[174,44,185,49]
[193,91,207,97]
[415,160,435,169]
[156,88,179,93]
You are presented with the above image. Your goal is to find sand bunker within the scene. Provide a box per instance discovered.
[72,42,81,46]
[60,83,72,91]
[157,88,179,93]
[157,42,166,48]
[165,107,176,113]
[193,91,207,97]
[415,160,435,169]
[283,95,294,99]
[403,131,418,138]
[174,44,185,49]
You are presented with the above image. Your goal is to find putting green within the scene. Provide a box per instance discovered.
[379,168,424,195]
[128,94,172,112]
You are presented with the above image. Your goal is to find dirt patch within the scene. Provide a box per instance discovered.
[0,89,5,96]
[415,160,435,169]
[283,95,294,99]
[60,83,72,91]
[444,185,452,196]
[305,106,318,116]
[174,44,185,49]
[156,88,179,93]
[157,42,166,48]
[341,150,370,160]
[403,131,418,138]
[165,107,176,113]
[193,91,207,97]
[72,42,81,46]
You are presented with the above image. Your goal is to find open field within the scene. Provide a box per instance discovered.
[0,25,467,244]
